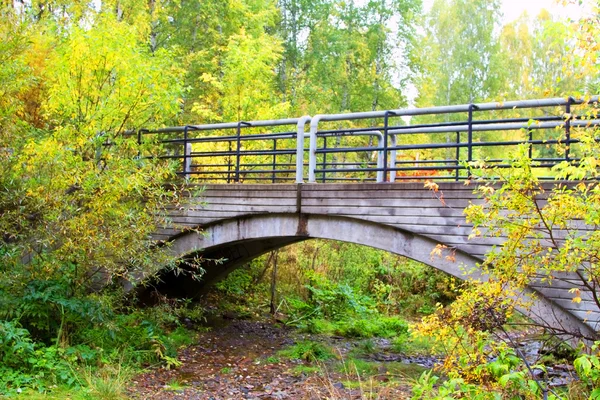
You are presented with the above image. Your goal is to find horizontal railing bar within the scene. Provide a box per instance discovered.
[401,116,566,130]
[388,119,600,135]
[310,96,599,124]
[140,96,598,135]
[145,119,302,134]
[188,177,296,181]
[160,132,298,144]
[178,169,297,175]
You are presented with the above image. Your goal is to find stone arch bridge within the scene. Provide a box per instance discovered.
[140,96,600,339]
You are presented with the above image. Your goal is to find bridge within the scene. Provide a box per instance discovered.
[140,96,600,339]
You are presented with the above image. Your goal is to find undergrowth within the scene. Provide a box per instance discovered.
[0,281,202,396]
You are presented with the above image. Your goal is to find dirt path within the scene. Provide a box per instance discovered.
[127,319,415,399]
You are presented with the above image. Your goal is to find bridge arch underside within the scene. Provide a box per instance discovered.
[147,213,596,339]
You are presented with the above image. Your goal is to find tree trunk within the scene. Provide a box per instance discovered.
[270,250,279,314]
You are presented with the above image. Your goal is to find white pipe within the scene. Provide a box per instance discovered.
[145,96,599,135]
[287,96,600,126]
[295,116,311,183]
[387,119,600,136]
[184,143,192,182]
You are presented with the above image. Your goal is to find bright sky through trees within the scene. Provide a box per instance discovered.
[423,0,590,22]
[502,0,589,22]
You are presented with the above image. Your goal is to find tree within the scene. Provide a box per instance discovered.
[278,0,420,115]
[413,3,600,396]
[0,7,185,300]
[499,10,581,99]
[415,0,502,108]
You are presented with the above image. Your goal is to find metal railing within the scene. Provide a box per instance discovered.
[139,96,600,183]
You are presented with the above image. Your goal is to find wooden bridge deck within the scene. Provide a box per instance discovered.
[153,182,599,336]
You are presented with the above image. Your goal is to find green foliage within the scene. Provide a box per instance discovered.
[334,316,409,339]
[215,268,254,297]
[0,321,79,394]
[279,340,334,362]
[0,289,199,394]
[411,358,546,400]
[340,357,379,377]
[305,273,378,319]
[573,342,600,398]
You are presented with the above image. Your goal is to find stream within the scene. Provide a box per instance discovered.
[127,317,578,399]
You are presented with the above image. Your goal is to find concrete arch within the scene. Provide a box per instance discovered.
[170,213,484,281]
[162,212,595,339]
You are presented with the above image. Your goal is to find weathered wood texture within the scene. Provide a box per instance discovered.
[155,182,599,333]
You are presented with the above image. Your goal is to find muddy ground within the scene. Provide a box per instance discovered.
[127,318,425,400]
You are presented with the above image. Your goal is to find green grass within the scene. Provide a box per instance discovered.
[291,364,322,376]
[168,326,198,348]
[279,340,335,362]
[163,377,188,391]
[338,357,380,377]
[16,363,134,400]
[17,388,90,400]
[392,333,436,355]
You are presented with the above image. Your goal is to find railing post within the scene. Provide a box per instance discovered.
[136,129,145,160]
[296,122,302,183]
[296,116,311,184]
[389,133,396,183]
[322,137,327,183]
[308,116,322,183]
[455,131,460,181]
[467,104,477,163]
[565,96,573,162]
[383,111,394,182]
[272,139,277,183]
[183,126,189,181]
[528,129,533,160]
[234,121,251,183]
[227,140,232,183]
[234,122,242,182]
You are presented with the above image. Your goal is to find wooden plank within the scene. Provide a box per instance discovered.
[301,190,481,200]
[559,309,600,324]
[199,184,298,191]
[302,197,472,208]
[186,204,297,213]
[167,209,263,217]
[538,288,596,301]
[300,182,472,192]
[200,191,298,199]
[301,205,465,218]
[189,197,298,206]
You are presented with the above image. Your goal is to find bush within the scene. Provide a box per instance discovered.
[0,321,80,394]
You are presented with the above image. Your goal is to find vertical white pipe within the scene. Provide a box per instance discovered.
[374,132,384,183]
[184,142,192,182]
[295,116,311,183]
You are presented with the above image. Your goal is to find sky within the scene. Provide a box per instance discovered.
[501,0,589,22]
[422,0,591,22]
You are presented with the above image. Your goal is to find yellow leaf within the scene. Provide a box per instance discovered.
[424,180,439,192]
[570,288,581,303]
